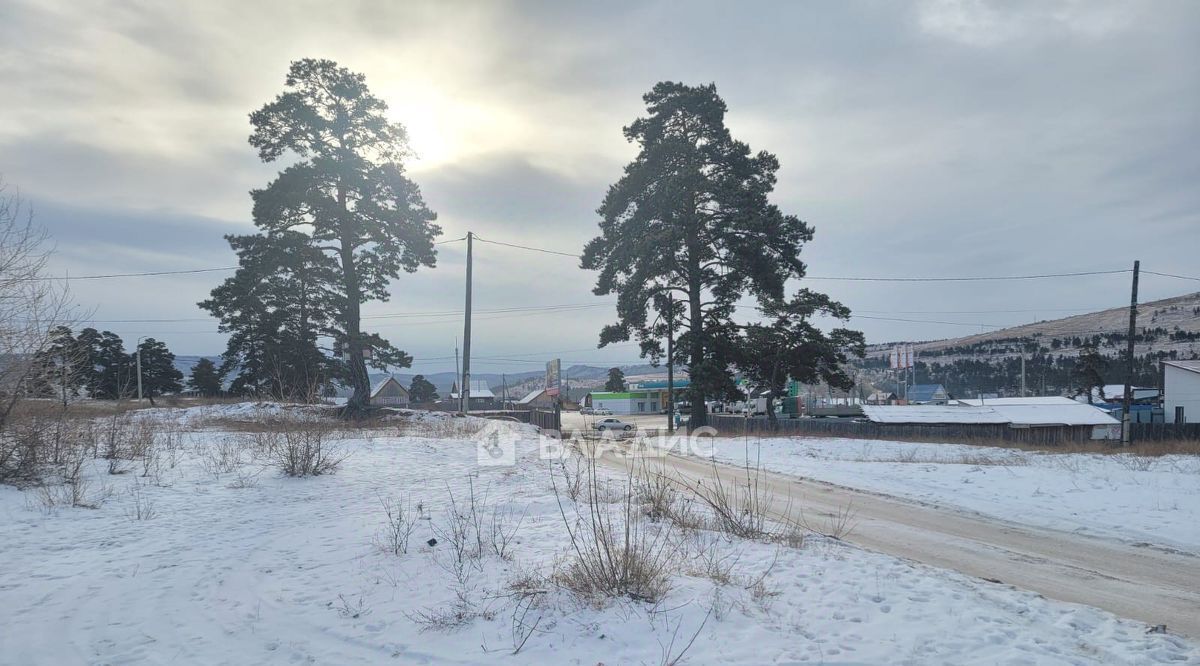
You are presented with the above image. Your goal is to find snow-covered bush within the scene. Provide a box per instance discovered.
[263,418,345,477]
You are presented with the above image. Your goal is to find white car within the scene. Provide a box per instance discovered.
[592,417,634,432]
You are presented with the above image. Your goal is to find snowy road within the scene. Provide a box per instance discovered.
[599,444,1200,639]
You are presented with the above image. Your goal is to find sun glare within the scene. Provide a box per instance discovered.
[384,85,522,172]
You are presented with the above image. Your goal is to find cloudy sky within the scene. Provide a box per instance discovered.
[1,0,1197,374]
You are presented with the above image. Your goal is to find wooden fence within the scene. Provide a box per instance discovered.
[1130,422,1200,441]
[463,407,561,432]
[706,415,1103,446]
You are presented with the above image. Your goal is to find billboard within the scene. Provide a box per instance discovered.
[890,345,915,369]
[545,358,561,396]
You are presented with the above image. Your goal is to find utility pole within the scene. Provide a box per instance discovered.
[1121,260,1140,445]
[666,293,675,433]
[136,336,146,402]
[462,231,473,414]
[1020,352,1026,397]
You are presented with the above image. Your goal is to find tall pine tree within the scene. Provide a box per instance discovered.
[79,329,134,400]
[187,358,223,397]
[135,338,183,405]
[1075,342,1107,403]
[246,59,440,414]
[604,367,626,392]
[583,82,821,426]
[736,291,865,424]
[408,374,438,403]
[200,231,338,400]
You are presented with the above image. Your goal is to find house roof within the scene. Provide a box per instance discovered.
[907,384,948,402]
[370,376,408,398]
[957,396,1079,406]
[991,403,1119,426]
[864,405,1008,424]
[1078,385,1159,403]
[517,388,549,404]
[1164,360,1200,374]
[450,380,495,399]
[863,402,1117,426]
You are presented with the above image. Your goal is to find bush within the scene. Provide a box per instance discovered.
[264,418,346,477]
[690,460,772,539]
[553,456,677,603]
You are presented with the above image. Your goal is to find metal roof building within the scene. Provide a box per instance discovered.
[863,402,1119,428]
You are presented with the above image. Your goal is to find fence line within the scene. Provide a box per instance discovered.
[706,415,1103,446]
[708,415,1200,444]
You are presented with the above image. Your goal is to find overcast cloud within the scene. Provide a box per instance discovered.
[1,0,1196,373]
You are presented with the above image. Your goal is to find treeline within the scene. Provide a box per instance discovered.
[28,327,197,405]
[909,350,1170,398]
[913,328,1200,360]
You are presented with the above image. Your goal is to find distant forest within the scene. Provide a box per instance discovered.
[859,335,1197,398]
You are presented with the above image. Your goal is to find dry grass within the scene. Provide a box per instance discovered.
[260,418,346,477]
[552,456,677,604]
[393,414,487,439]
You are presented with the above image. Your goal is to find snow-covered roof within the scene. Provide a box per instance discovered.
[370,376,407,398]
[1080,384,1161,403]
[517,388,548,404]
[450,380,494,399]
[956,396,1079,406]
[863,405,1009,424]
[990,403,1119,426]
[863,402,1117,426]
[1164,360,1200,374]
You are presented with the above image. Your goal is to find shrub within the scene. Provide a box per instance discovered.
[553,457,677,603]
[265,418,345,477]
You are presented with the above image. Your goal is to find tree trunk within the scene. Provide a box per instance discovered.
[686,249,707,428]
[338,186,370,416]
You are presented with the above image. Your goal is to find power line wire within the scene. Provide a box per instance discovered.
[1142,270,1200,282]
[473,235,582,258]
[804,269,1131,282]
[19,266,238,281]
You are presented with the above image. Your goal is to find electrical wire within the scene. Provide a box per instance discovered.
[472,235,581,258]
[17,266,238,281]
[1143,270,1200,282]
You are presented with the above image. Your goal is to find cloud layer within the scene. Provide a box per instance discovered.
[1,0,1196,372]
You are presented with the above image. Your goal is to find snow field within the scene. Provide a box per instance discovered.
[707,435,1200,552]
[0,405,1196,664]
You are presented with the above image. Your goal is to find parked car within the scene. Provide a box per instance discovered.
[579,407,594,415]
[592,417,634,432]
[594,408,613,415]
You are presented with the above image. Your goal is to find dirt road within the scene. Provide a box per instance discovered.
[596,446,1200,638]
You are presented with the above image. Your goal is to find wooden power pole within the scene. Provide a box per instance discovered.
[666,293,675,433]
[462,232,473,414]
[1121,260,1140,445]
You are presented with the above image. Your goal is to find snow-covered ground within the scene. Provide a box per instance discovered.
[2,404,1197,664]
[708,435,1200,553]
